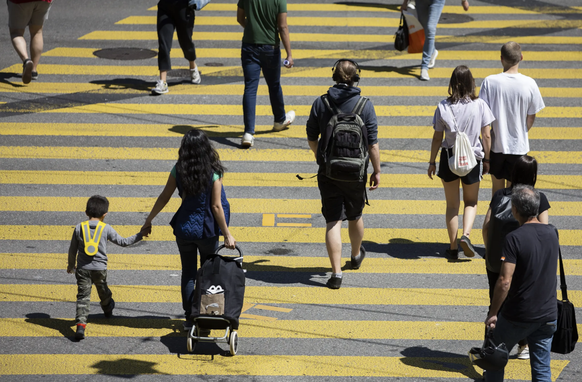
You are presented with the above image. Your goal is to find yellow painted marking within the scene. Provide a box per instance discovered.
[253,305,294,313]
[2,225,582,247]
[3,253,582,276]
[149,3,582,14]
[239,313,278,321]
[438,35,582,45]
[3,64,582,80]
[2,171,582,190]
[276,223,312,227]
[3,146,582,165]
[114,16,582,29]
[2,81,581,100]
[4,284,582,307]
[1,123,581,140]
[278,214,312,219]
[0,354,568,379]
[2,197,582,217]
[262,214,275,227]
[4,318,582,341]
[0,102,578,118]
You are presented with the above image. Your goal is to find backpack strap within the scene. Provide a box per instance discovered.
[351,96,368,116]
[321,94,342,115]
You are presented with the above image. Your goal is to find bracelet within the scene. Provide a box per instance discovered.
[429,162,436,166]
[483,159,490,163]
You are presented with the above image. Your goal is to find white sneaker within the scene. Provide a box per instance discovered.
[241,132,254,147]
[273,110,296,131]
[428,49,438,69]
[151,79,168,94]
[190,67,201,84]
[420,68,430,81]
[517,345,530,360]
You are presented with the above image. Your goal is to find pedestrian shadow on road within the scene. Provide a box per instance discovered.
[362,239,482,261]
[400,346,483,380]
[160,331,229,357]
[90,78,152,92]
[25,313,76,341]
[358,65,420,80]
[91,358,169,377]
[244,258,329,287]
[335,1,400,11]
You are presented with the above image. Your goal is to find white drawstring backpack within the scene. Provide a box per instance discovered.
[447,103,477,177]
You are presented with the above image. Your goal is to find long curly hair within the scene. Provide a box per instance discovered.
[447,65,477,104]
[176,129,225,197]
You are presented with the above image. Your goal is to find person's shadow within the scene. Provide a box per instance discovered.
[400,346,484,380]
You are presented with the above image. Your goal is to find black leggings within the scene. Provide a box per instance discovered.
[157,0,196,72]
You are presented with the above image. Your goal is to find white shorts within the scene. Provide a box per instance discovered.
[7,0,52,29]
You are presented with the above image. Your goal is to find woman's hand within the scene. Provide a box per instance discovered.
[401,0,408,11]
[462,0,470,11]
[483,161,490,175]
[428,163,437,179]
[224,234,236,249]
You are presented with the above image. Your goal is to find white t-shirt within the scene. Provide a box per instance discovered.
[479,72,545,155]
[433,98,495,160]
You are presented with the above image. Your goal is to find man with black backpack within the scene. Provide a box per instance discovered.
[306,59,381,290]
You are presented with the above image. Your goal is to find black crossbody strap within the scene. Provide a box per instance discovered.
[559,247,568,301]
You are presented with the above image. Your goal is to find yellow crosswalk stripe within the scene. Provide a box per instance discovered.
[0,102,578,118]
[113,16,582,29]
[0,354,568,378]
[2,197,582,217]
[4,253,582,275]
[2,225,582,246]
[2,82,581,99]
[4,284,582,306]
[2,171,582,190]
[3,146,581,165]
[3,64,582,80]
[0,123,580,140]
[5,317,582,341]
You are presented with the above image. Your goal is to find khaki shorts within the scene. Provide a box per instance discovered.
[8,0,52,29]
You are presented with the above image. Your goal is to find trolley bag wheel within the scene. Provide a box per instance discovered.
[186,326,197,353]
[229,330,238,356]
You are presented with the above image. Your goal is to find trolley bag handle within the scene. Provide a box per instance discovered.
[214,244,244,268]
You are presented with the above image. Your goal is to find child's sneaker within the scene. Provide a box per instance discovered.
[75,323,86,340]
[190,67,201,84]
[151,79,168,95]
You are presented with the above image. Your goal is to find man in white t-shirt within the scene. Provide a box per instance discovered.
[479,41,545,194]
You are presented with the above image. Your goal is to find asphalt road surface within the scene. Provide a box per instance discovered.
[1,0,581,380]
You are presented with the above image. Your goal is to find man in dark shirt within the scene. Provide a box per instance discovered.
[306,59,381,289]
[484,184,558,382]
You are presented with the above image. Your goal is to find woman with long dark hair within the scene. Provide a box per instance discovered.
[428,65,494,260]
[141,129,235,329]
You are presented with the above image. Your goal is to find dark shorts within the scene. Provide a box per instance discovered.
[489,151,523,181]
[318,174,366,223]
[437,148,483,185]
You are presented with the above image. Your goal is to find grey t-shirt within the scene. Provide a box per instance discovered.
[68,220,142,271]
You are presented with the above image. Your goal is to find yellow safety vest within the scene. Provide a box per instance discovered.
[81,221,106,256]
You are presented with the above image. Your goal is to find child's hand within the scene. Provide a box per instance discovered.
[140,222,152,237]
[67,266,75,274]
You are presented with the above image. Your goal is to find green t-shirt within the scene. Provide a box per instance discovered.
[171,165,221,183]
[238,0,287,45]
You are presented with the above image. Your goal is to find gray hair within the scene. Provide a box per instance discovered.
[511,184,540,218]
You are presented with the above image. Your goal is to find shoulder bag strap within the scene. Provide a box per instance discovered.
[322,94,342,115]
[558,247,569,301]
[352,96,368,115]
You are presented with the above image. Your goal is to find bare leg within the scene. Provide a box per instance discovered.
[10,28,28,62]
[29,25,44,71]
[461,181,480,237]
[348,217,364,258]
[491,174,507,194]
[189,60,196,70]
[325,220,343,274]
[160,70,167,82]
[442,179,461,250]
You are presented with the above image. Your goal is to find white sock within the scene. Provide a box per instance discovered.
[332,272,342,278]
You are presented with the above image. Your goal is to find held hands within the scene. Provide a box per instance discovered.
[428,164,437,180]
[369,172,380,190]
[140,221,152,237]
[224,234,236,249]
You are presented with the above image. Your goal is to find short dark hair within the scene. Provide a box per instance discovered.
[86,195,109,218]
[511,185,540,219]
[510,155,538,187]
[501,41,521,66]
[447,65,477,104]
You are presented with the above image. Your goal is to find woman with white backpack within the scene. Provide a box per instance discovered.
[428,65,494,260]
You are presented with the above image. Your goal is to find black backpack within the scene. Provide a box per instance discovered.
[486,192,519,273]
[321,95,369,182]
[191,245,245,329]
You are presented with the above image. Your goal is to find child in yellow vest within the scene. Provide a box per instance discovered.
[67,195,146,340]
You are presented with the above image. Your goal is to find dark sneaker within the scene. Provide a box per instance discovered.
[31,71,38,80]
[103,299,115,318]
[350,245,366,269]
[75,324,86,340]
[326,275,342,289]
[183,320,193,331]
[459,235,477,258]
[445,249,459,261]
[22,59,33,84]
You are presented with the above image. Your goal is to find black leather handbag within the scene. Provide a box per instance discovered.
[394,12,409,52]
[551,247,578,354]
